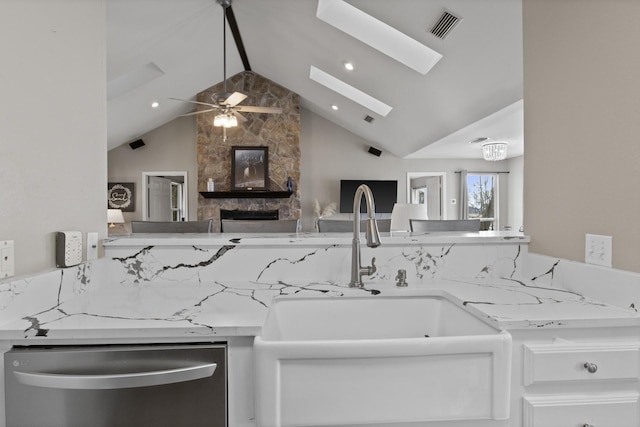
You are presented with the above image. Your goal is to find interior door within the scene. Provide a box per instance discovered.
[409,174,443,220]
[147,176,172,221]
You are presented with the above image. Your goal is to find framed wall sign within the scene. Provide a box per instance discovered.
[108,182,135,212]
[231,146,269,191]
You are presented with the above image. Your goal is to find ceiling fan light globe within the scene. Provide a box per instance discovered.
[214,112,237,128]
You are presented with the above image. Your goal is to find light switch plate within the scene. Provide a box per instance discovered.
[86,232,98,261]
[1,240,15,279]
[585,234,612,267]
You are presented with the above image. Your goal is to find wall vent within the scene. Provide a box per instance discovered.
[468,137,490,144]
[430,10,461,39]
[364,115,374,123]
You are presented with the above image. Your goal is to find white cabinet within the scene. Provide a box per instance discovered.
[523,393,639,427]
[523,342,640,385]
[517,338,640,427]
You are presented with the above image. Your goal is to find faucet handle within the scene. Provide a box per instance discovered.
[360,257,377,280]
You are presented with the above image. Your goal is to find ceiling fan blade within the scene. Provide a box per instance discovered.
[169,97,220,109]
[224,92,248,107]
[231,110,248,123]
[180,108,217,117]
[235,106,283,114]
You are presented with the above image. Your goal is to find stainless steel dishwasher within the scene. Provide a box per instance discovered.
[4,343,227,427]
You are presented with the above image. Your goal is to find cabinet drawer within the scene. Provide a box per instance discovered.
[523,393,639,427]
[523,342,640,385]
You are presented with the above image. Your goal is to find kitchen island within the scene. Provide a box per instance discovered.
[2,230,637,340]
[0,232,638,427]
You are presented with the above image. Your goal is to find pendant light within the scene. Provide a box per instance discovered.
[481,141,508,161]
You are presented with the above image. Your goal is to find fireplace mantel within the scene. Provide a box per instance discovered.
[199,191,293,199]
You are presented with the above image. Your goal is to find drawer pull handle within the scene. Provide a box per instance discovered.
[584,362,598,373]
[583,424,594,427]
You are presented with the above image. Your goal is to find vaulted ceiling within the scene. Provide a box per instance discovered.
[107,0,523,159]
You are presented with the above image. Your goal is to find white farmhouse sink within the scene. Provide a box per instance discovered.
[254,290,512,427]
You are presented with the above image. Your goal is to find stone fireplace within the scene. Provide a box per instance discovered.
[197,71,301,232]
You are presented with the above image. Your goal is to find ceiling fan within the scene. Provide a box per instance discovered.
[171,0,282,138]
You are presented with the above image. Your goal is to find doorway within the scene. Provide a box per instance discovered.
[406,172,446,220]
[142,171,188,221]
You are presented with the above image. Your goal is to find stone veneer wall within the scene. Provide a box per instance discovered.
[197,71,301,231]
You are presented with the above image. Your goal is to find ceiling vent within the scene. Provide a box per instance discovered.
[364,115,375,123]
[468,137,490,144]
[430,10,461,39]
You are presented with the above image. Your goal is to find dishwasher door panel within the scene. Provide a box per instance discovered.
[4,343,227,427]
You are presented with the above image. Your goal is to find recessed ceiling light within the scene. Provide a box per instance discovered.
[331,105,339,110]
[344,62,355,71]
[151,101,159,108]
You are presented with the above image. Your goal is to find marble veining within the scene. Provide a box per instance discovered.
[433,276,638,329]
[1,234,639,342]
[4,274,639,341]
[525,252,640,313]
[112,245,238,283]
[12,280,363,339]
[104,240,527,286]
[254,245,339,282]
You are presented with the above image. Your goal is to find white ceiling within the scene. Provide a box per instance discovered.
[106,0,523,159]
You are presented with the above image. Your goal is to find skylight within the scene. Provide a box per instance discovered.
[316,0,442,75]
[309,66,392,117]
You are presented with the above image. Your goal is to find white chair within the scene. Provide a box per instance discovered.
[131,220,212,233]
[409,219,481,232]
[390,203,429,232]
[220,219,299,233]
[317,218,391,232]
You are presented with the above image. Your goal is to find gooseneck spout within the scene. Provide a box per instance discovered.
[350,184,381,287]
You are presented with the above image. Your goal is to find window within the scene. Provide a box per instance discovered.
[467,173,498,230]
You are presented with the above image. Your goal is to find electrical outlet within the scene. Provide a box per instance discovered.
[585,234,612,267]
[1,240,15,279]
[86,232,98,261]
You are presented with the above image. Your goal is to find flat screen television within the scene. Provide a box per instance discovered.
[339,180,398,213]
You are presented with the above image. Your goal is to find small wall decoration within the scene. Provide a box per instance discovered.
[108,182,135,212]
[231,146,269,190]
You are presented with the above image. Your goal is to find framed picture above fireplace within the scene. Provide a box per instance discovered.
[231,146,269,191]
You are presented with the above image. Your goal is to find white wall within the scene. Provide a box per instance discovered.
[507,155,524,231]
[108,116,198,222]
[0,0,107,277]
[300,111,518,232]
[523,0,640,272]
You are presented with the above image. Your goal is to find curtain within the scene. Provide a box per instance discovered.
[458,170,468,219]
[425,177,441,219]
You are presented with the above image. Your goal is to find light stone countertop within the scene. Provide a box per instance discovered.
[102,231,531,247]
[0,276,638,343]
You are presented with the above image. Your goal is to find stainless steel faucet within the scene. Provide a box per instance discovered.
[350,184,381,287]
